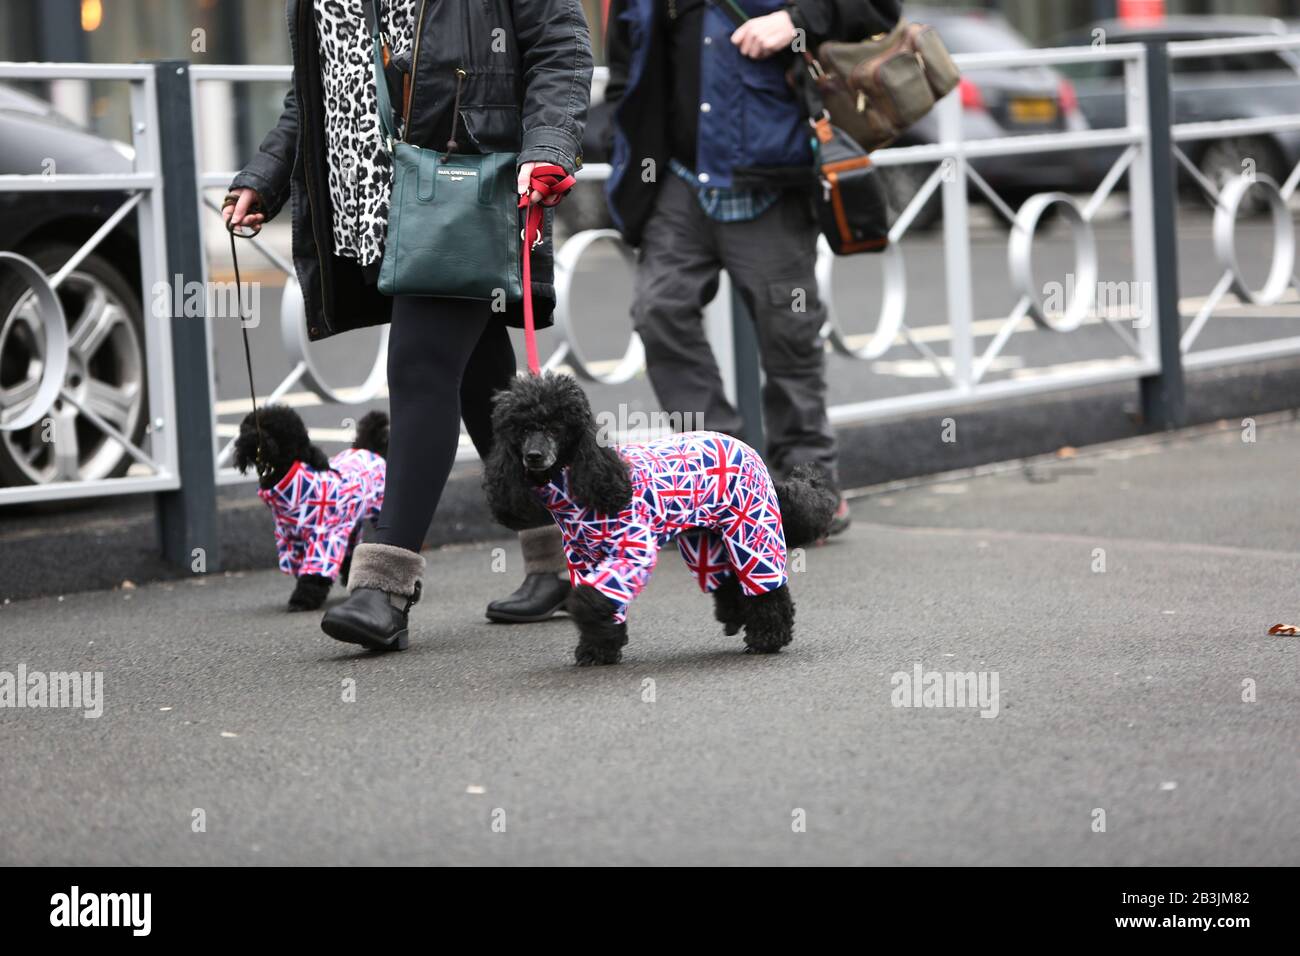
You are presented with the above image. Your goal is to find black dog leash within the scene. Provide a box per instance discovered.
[221,193,272,481]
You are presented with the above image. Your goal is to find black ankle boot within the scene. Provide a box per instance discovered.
[485,572,571,623]
[321,544,425,652]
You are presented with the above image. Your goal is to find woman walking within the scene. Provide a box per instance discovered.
[224,0,592,649]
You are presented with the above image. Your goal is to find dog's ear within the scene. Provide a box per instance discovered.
[305,444,333,473]
[483,436,553,531]
[567,427,632,516]
[232,431,254,475]
[232,417,259,475]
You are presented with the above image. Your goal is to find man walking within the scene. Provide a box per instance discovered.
[604,0,902,534]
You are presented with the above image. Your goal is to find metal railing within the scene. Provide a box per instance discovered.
[190,46,1169,480]
[3,37,1299,552]
[189,65,394,486]
[1166,34,1300,370]
[0,62,177,505]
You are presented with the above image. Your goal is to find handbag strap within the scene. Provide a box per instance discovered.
[707,0,749,28]
[365,0,574,375]
[367,0,398,146]
[518,165,576,375]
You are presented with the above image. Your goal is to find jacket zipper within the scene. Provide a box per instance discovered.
[298,0,332,333]
[402,0,429,137]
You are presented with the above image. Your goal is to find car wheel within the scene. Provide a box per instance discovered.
[877,163,942,233]
[1197,138,1285,217]
[0,241,147,487]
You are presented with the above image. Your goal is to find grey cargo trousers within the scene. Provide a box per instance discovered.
[631,174,837,482]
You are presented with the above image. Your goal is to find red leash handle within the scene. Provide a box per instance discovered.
[519,163,576,375]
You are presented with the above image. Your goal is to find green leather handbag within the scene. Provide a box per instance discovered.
[367,2,521,301]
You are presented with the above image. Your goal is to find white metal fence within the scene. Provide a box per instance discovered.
[825,41,1164,423]
[0,62,177,505]
[3,36,1300,508]
[1167,34,1300,370]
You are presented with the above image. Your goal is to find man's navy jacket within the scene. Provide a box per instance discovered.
[604,0,903,245]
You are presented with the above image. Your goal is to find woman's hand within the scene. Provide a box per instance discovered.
[731,10,797,60]
[223,187,265,232]
[517,161,544,204]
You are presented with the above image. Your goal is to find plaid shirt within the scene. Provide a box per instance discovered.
[669,159,781,223]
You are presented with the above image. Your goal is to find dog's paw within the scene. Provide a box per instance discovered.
[742,630,793,654]
[574,642,623,666]
[288,574,332,612]
[711,578,744,636]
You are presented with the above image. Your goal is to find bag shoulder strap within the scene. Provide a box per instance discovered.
[366,0,397,146]
[706,0,749,28]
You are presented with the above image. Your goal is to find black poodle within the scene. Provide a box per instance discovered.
[234,405,390,611]
[485,373,838,665]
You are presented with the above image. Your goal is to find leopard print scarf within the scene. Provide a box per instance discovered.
[313,0,416,266]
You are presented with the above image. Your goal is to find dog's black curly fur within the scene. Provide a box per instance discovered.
[486,373,837,664]
[234,405,389,611]
[777,462,840,550]
[566,584,629,665]
[484,373,631,529]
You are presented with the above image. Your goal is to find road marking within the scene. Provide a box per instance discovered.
[871,356,1024,378]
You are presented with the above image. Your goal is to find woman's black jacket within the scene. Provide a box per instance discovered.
[231,0,593,340]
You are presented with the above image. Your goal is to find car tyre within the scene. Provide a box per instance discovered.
[1197,137,1285,217]
[0,241,148,488]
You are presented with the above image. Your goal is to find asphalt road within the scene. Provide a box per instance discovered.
[2,417,1297,865]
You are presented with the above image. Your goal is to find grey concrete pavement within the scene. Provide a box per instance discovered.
[1,417,1298,865]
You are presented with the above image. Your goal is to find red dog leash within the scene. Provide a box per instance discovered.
[518,163,575,375]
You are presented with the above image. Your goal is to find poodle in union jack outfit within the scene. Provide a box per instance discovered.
[542,432,787,620]
[234,406,389,611]
[485,374,837,665]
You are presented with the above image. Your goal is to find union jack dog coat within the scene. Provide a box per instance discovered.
[259,447,386,580]
[484,371,838,665]
[535,431,787,623]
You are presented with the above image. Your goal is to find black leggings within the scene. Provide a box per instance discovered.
[370,295,516,553]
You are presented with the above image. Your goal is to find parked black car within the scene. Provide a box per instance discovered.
[877,7,1094,230]
[1057,16,1300,215]
[0,84,146,489]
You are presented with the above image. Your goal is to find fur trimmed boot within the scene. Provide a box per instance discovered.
[485,525,571,623]
[320,543,424,652]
